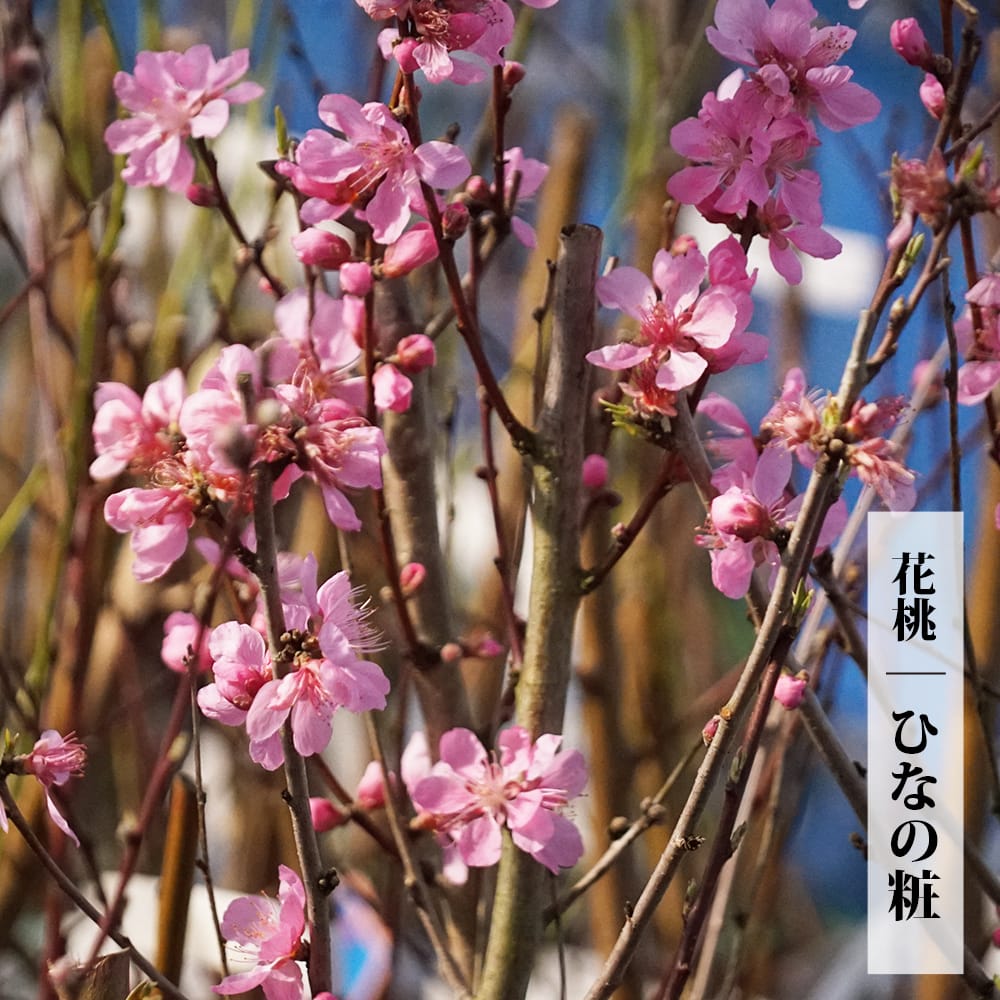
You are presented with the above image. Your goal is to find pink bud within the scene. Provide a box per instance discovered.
[464,175,491,204]
[442,201,470,241]
[400,561,427,595]
[919,73,945,119]
[502,60,526,92]
[393,37,420,74]
[186,183,218,207]
[258,277,275,296]
[340,261,373,297]
[381,222,439,277]
[310,797,347,832]
[396,334,436,373]
[891,19,934,70]
[773,671,808,710]
[702,714,721,746]
[474,633,505,658]
[911,359,945,407]
[582,453,609,491]
[440,642,463,663]
[355,760,390,811]
[992,926,1000,949]
[291,228,353,270]
[373,364,413,413]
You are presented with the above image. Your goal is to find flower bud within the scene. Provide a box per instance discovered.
[396,333,436,373]
[440,642,463,663]
[702,714,721,746]
[442,201,470,241]
[502,60,526,92]
[340,261,373,297]
[891,19,934,70]
[582,453,609,491]
[400,561,427,595]
[186,182,218,207]
[473,633,504,658]
[381,222,438,277]
[773,671,808,710]
[291,228,353,270]
[919,73,945,119]
[710,488,770,541]
[310,797,347,832]
[464,175,491,204]
[355,761,391,811]
[373,363,413,413]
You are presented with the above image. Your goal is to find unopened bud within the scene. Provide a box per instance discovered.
[890,18,934,70]
[310,797,347,832]
[400,561,427,595]
[291,228,353,270]
[396,334,436,374]
[773,670,808,710]
[702,714,721,746]
[442,201,470,241]
[440,642,463,663]
[340,261,373,297]
[464,175,491,204]
[502,60,526,92]
[582,453,609,491]
[186,183,218,207]
[919,73,945,120]
[393,37,420,75]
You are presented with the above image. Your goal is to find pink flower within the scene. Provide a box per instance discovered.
[161,611,212,674]
[705,0,880,130]
[90,369,187,480]
[105,46,263,192]
[774,671,808,709]
[21,731,86,845]
[891,19,934,71]
[848,437,917,511]
[755,195,842,284]
[957,276,1000,404]
[373,364,414,413]
[104,486,197,582]
[283,94,470,244]
[214,865,308,1000]
[407,726,587,876]
[587,243,738,404]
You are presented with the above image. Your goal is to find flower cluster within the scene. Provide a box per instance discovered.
[668,0,879,283]
[198,556,389,770]
[403,726,587,880]
[356,0,559,85]
[91,311,386,581]
[696,368,916,598]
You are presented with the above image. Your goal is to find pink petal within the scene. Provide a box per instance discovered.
[596,267,656,319]
[586,342,653,371]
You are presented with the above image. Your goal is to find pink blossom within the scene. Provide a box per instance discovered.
[161,610,212,674]
[407,726,587,875]
[891,19,934,71]
[705,0,880,130]
[955,275,1000,403]
[355,760,391,810]
[373,364,414,413]
[774,671,808,709]
[587,243,738,404]
[340,261,374,297]
[105,46,263,192]
[887,149,950,252]
[702,715,721,746]
[848,437,917,511]
[273,288,364,377]
[284,94,470,244]
[90,369,187,480]
[104,486,197,582]
[755,195,842,284]
[499,147,549,247]
[214,865,308,1000]
[21,731,86,845]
